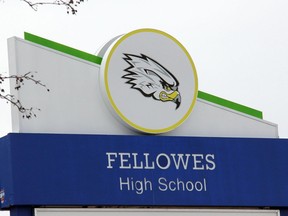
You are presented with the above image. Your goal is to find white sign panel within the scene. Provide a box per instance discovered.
[7,30,278,137]
[34,208,280,216]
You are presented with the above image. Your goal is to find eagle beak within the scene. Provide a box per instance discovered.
[174,94,181,109]
[159,90,181,109]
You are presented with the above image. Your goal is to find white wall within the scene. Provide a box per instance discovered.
[34,208,279,216]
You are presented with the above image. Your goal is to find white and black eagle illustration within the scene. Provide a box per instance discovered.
[122,53,181,109]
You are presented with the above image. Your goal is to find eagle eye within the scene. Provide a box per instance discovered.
[161,82,171,92]
[164,85,171,91]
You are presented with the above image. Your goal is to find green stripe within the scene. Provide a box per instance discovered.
[198,91,263,119]
[24,32,102,65]
[23,32,263,119]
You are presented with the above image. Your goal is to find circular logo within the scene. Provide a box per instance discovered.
[100,29,198,134]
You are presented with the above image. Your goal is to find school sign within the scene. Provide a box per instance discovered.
[0,29,287,216]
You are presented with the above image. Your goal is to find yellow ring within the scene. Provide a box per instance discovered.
[104,28,198,134]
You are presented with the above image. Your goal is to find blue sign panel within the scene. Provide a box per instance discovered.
[0,133,288,208]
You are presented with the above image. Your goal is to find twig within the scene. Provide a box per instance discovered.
[0,71,50,119]
[21,0,85,14]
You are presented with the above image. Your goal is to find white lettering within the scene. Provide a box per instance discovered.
[132,153,144,169]
[106,152,216,171]
[119,177,130,191]
[205,154,216,170]
[156,153,171,169]
[158,177,168,191]
[106,152,117,168]
[119,153,131,169]
[192,154,205,170]
[119,177,152,194]
[158,177,207,192]
[144,153,155,169]
[171,154,190,170]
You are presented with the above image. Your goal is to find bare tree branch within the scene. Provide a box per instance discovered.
[0,1,83,118]
[0,72,50,119]
[0,93,40,119]
[3,71,50,91]
[21,0,86,14]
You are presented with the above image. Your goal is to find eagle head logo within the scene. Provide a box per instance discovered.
[122,53,181,109]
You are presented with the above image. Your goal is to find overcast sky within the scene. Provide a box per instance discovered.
[1,0,288,214]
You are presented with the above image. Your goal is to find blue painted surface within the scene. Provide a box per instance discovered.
[0,133,288,208]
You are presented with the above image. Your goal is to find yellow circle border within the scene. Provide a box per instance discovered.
[104,28,198,134]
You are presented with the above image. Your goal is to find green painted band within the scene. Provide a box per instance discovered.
[24,32,102,65]
[23,32,263,119]
[198,91,263,119]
